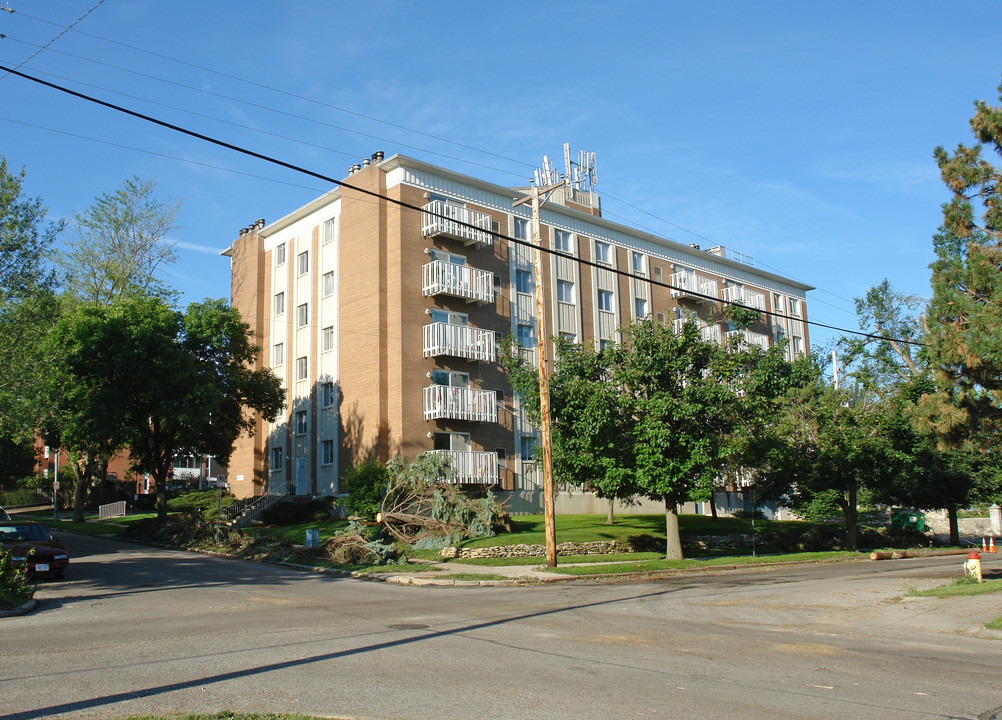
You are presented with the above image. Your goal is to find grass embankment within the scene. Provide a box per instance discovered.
[907,577,1002,598]
[549,550,862,575]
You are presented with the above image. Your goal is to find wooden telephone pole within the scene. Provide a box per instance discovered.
[513,180,564,567]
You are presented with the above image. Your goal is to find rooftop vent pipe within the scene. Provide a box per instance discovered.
[372,151,384,162]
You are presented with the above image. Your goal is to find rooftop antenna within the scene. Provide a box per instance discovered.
[562,142,598,193]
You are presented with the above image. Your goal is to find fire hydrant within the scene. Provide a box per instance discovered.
[964,551,983,583]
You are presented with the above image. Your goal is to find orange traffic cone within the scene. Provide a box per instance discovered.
[983,537,988,552]
[991,537,996,553]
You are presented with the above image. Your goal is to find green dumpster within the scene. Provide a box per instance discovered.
[891,509,925,532]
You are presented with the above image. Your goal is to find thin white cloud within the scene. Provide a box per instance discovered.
[175,240,227,255]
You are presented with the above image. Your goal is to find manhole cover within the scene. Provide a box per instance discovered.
[388,623,429,630]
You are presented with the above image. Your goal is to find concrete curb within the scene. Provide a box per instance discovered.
[0,598,37,618]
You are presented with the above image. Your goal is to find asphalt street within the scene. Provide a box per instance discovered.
[1,532,1001,720]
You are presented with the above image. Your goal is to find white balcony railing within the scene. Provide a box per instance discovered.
[673,317,722,345]
[720,285,766,311]
[423,322,496,362]
[421,200,494,247]
[423,385,497,422]
[667,271,718,304]
[422,261,494,303]
[724,329,770,351]
[431,450,499,484]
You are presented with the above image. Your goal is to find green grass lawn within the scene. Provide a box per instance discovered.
[243,519,350,544]
[906,577,1002,598]
[455,513,793,549]
[549,550,862,575]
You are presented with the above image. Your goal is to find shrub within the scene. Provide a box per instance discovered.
[257,497,332,525]
[0,549,35,609]
[342,457,388,520]
[167,489,236,521]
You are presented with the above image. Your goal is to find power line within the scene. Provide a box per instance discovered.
[1,19,861,314]
[0,35,533,180]
[0,63,922,349]
[10,8,537,171]
[0,0,104,81]
[0,115,330,194]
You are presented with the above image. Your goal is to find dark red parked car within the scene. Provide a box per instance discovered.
[0,521,69,579]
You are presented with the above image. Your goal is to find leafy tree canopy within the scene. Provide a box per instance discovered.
[0,156,62,441]
[59,175,181,306]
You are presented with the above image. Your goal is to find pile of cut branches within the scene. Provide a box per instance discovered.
[378,453,510,543]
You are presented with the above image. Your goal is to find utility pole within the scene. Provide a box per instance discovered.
[513,179,565,568]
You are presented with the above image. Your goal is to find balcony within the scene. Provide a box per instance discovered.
[672,316,721,345]
[424,385,497,422]
[667,271,718,305]
[724,329,770,351]
[720,285,766,311]
[422,200,494,247]
[423,322,496,362]
[422,261,494,303]
[430,450,499,484]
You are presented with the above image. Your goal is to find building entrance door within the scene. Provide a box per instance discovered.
[295,458,310,496]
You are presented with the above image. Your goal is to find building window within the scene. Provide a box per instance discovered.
[560,331,577,343]
[297,251,309,276]
[516,323,532,347]
[792,336,803,355]
[274,292,285,316]
[434,431,470,452]
[320,381,335,408]
[632,251,645,273]
[789,298,801,316]
[430,249,466,265]
[557,280,574,303]
[323,217,337,244]
[322,325,334,352]
[432,369,469,387]
[296,303,308,328]
[597,289,613,311]
[654,266,663,282]
[430,309,467,326]
[273,342,284,366]
[656,312,666,326]
[513,217,528,241]
[321,439,335,466]
[554,230,572,252]
[275,243,286,266]
[296,356,308,380]
[322,271,335,297]
[635,297,648,318]
[594,240,611,264]
[515,269,531,294]
[271,446,283,470]
[496,447,507,463]
[520,436,535,460]
[295,411,308,435]
[599,338,611,351]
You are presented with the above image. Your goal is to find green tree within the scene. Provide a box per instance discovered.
[0,157,62,441]
[616,319,737,559]
[59,176,181,306]
[502,336,637,524]
[48,296,284,521]
[755,357,902,550]
[44,302,135,521]
[920,78,1002,444]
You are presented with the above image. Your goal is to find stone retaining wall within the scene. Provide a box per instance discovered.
[440,540,633,559]
[440,535,761,559]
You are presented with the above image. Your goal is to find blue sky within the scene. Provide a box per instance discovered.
[1,1,1000,349]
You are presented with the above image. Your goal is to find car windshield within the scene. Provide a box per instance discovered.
[0,524,52,542]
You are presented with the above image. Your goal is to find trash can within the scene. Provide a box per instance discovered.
[305,529,319,548]
[891,509,925,532]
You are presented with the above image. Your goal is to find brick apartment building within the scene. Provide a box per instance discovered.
[221,151,812,503]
